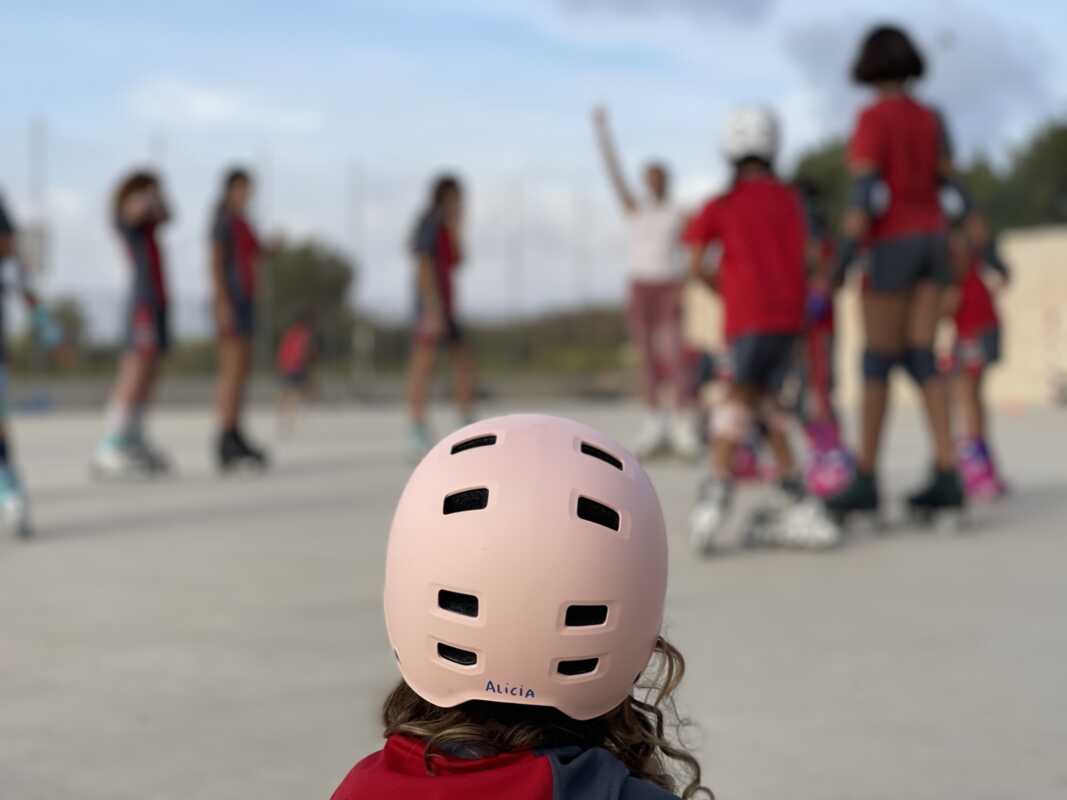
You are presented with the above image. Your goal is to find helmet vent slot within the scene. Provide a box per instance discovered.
[576,496,620,531]
[437,642,478,667]
[443,488,489,515]
[451,435,497,455]
[558,657,599,676]
[580,442,622,471]
[565,604,608,627]
[438,590,479,618]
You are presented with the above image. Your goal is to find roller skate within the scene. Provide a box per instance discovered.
[824,469,882,530]
[0,466,32,538]
[125,429,173,475]
[91,435,160,480]
[218,429,270,473]
[958,439,1006,502]
[744,495,842,551]
[633,413,669,460]
[668,413,702,461]
[689,477,734,556]
[906,467,966,527]
[804,421,854,498]
[410,421,435,463]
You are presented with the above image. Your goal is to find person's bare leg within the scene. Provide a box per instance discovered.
[407,341,436,425]
[908,281,955,470]
[857,291,909,473]
[711,384,757,478]
[451,343,476,423]
[216,338,241,431]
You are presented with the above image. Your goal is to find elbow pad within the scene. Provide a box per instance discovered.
[939,175,973,223]
[848,172,890,218]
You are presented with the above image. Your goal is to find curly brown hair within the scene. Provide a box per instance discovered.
[382,635,714,799]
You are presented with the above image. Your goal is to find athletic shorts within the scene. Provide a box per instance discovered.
[955,326,1001,374]
[224,297,256,339]
[728,333,798,393]
[282,369,309,387]
[867,232,952,292]
[414,300,464,346]
[126,300,171,355]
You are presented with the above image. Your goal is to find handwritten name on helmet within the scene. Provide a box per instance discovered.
[484,680,536,699]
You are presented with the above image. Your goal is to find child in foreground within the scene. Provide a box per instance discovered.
[330,414,713,799]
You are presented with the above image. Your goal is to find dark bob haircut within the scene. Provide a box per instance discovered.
[429,173,462,211]
[852,25,925,85]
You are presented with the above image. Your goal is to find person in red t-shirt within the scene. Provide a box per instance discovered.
[407,174,476,459]
[211,167,270,471]
[276,309,318,436]
[826,25,966,522]
[92,170,174,479]
[685,107,838,554]
[328,415,713,800]
[946,214,1009,500]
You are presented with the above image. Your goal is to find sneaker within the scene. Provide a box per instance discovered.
[689,477,734,556]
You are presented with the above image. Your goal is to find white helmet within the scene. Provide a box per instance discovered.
[721,105,780,164]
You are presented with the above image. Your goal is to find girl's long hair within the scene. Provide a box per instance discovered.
[112,170,158,225]
[383,635,714,799]
[213,166,252,225]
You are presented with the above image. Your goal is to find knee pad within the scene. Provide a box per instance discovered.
[712,402,751,443]
[903,347,938,385]
[862,350,898,382]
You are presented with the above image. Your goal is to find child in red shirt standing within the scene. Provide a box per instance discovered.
[329,414,713,799]
[826,25,965,523]
[949,214,1009,500]
[685,107,838,553]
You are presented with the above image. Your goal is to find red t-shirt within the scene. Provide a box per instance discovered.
[848,95,946,242]
[413,212,462,314]
[955,253,999,337]
[330,735,678,799]
[684,176,807,340]
[277,323,314,374]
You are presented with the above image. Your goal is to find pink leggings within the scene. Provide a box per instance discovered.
[627,280,691,409]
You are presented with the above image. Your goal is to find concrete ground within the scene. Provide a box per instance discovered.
[1,402,1065,800]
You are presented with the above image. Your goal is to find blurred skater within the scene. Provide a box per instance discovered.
[794,179,853,497]
[211,167,269,471]
[593,107,698,460]
[826,25,967,523]
[686,107,837,553]
[276,309,318,436]
[947,213,1009,500]
[92,170,174,479]
[0,192,61,535]
[406,174,476,459]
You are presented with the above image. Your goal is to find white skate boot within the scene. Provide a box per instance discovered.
[634,413,668,460]
[669,413,702,461]
[745,496,842,550]
[91,436,158,480]
[0,467,32,538]
[689,478,734,556]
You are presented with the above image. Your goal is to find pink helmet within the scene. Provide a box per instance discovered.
[384,414,669,721]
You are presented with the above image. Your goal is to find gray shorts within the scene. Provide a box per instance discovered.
[955,326,1001,373]
[868,232,952,292]
[729,333,798,393]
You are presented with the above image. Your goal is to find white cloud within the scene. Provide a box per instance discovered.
[125,75,324,135]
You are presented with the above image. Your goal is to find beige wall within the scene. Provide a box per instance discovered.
[684,225,1067,409]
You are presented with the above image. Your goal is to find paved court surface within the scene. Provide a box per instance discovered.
[1,403,1066,799]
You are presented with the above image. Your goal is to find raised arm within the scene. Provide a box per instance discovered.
[592,107,637,214]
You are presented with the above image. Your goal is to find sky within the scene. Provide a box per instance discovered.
[0,0,1064,336]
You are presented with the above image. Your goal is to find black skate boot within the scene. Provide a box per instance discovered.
[906,467,965,527]
[824,470,881,528]
[218,429,270,473]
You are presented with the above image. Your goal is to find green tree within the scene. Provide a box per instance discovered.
[1003,122,1067,227]
[791,139,850,230]
[259,240,357,363]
